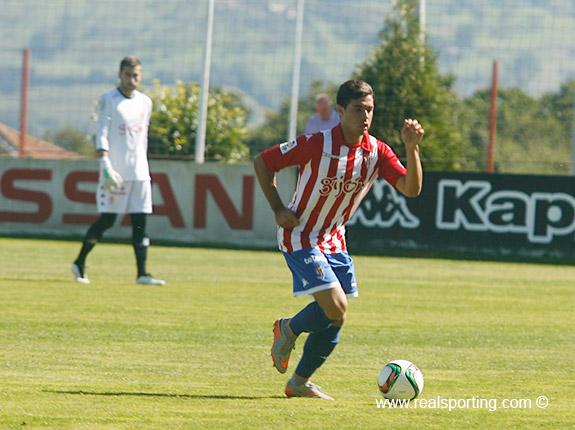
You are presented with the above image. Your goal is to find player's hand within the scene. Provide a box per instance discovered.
[100,157,124,191]
[275,207,300,229]
[400,119,424,152]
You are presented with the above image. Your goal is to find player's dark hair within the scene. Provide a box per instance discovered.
[336,80,374,108]
[119,56,142,72]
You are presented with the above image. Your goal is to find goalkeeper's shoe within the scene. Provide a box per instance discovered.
[71,263,90,284]
[284,380,334,400]
[136,274,166,286]
[271,318,296,374]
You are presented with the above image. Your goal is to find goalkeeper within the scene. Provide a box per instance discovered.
[71,56,164,286]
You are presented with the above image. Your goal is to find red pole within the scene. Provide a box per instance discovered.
[487,60,498,174]
[19,48,30,158]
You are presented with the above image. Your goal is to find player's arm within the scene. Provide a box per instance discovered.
[253,155,300,229]
[395,119,424,197]
[95,95,123,190]
[96,95,111,154]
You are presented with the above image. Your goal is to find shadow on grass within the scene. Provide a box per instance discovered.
[43,389,284,400]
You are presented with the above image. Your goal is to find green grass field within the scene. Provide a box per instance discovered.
[0,237,573,429]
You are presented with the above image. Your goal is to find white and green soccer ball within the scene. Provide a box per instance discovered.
[378,359,424,400]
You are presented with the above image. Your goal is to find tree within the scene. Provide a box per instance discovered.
[148,80,250,162]
[248,81,337,156]
[355,0,464,171]
[461,87,569,174]
[44,127,94,157]
[541,79,574,143]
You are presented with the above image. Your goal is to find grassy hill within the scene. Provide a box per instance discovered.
[0,0,573,135]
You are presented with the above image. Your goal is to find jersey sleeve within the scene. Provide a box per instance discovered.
[260,134,314,173]
[95,94,111,152]
[377,141,407,187]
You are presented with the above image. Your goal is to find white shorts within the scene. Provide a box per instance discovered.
[97,180,152,214]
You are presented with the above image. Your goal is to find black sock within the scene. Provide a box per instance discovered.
[131,213,149,277]
[134,243,148,277]
[75,240,96,267]
[75,213,117,267]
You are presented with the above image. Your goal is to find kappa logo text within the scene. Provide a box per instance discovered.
[349,180,420,229]
[436,179,575,244]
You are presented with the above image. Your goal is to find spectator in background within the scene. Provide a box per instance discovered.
[304,94,340,135]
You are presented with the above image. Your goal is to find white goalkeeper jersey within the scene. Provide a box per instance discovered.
[96,88,152,181]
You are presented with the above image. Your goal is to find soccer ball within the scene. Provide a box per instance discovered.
[378,359,424,400]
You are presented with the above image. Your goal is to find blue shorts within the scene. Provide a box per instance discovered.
[283,248,358,298]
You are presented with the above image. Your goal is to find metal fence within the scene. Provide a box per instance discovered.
[1,0,574,171]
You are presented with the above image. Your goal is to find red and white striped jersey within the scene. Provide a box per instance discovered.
[261,125,407,254]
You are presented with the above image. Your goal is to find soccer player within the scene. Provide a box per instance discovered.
[254,80,423,399]
[71,56,165,286]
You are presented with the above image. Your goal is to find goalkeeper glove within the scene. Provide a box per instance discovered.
[100,156,123,191]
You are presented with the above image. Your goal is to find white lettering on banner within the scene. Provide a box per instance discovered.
[436,179,575,244]
[348,180,420,228]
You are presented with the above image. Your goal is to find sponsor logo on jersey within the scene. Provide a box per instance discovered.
[119,121,144,136]
[319,176,365,197]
